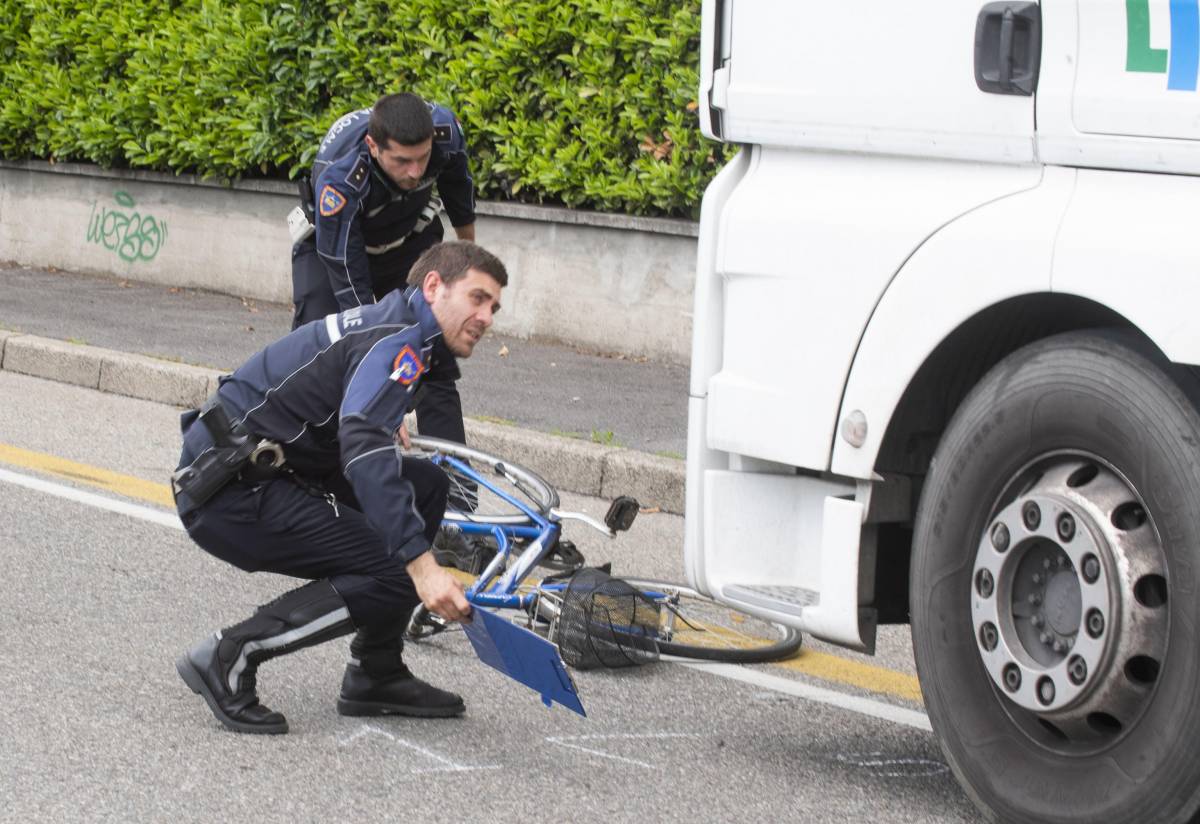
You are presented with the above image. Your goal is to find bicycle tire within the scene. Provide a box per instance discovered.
[619,578,803,664]
[406,435,559,523]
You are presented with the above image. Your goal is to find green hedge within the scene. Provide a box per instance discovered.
[0,0,729,217]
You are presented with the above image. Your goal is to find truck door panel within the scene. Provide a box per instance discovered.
[1052,169,1200,365]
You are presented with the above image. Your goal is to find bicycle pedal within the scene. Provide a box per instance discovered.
[604,496,639,532]
[538,538,585,572]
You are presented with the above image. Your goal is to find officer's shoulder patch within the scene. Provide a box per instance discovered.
[345,156,370,190]
[318,185,347,217]
[389,345,424,386]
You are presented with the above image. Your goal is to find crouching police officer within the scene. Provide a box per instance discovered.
[291,92,476,449]
[173,241,506,735]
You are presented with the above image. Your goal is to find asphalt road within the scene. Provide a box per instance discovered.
[0,372,979,823]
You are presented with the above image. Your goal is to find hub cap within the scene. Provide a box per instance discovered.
[971,457,1169,742]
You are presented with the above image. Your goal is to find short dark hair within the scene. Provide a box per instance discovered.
[368,93,433,147]
[407,241,509,289]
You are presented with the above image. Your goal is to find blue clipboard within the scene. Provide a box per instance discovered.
[462,608,586,717]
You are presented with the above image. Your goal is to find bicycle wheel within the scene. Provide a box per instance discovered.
[406,435,558,524]
[620,578,803,664]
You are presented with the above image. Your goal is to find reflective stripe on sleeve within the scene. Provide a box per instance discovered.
[325,313,342,343]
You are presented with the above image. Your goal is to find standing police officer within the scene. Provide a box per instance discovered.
[291,92,476,446]
[174,242,505,735]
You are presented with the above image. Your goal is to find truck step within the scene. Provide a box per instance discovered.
[723,584,820,616]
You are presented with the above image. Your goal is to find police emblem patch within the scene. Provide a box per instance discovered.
[319,185,347,217]
[389,345,424,386]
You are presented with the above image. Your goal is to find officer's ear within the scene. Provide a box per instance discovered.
[421,270,445,303]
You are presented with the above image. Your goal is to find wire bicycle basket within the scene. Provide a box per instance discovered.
[540,568,662,670]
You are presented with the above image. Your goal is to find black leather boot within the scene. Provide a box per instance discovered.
[337,621,466,718]
[177,580,354,734]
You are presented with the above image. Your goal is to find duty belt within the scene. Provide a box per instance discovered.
[172,398,286,511]
[364,196,442,255]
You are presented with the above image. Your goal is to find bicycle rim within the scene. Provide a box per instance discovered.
[407,435,558,524]
[620,578,803,664]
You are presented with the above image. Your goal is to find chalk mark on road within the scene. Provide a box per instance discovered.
[834,751,950,778]
[546,732,701,769]
[339,724,502,774]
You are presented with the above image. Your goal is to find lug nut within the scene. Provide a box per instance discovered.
[1037,676,1056,706]
[976,569,995,598]
[1023,502,1042,530]
[1031,615,1045,628]
[991,522,1010,552]
[1086,609,1105,638]
[1053,640,1065,653]
[1032,573,1042,584]
[1057,513,1075,542]
[1040,632,1052,645]
[1068,655,1088,685]
[1082,554,1101,584]
[1028,593,1042,606]
[1003,664,1022,693]
[980,622,999,651]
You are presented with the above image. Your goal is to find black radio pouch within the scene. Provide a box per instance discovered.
[298,174,315,223]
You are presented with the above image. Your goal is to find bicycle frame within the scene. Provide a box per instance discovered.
[434,454,598,611]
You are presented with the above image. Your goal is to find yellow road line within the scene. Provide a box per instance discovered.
[663,618,922,702]
[776,649,923,703]
[0,441,924,704]
[0,443,174,508]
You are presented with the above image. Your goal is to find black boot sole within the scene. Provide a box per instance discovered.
[176,655,289,735]
[336,697,466,718]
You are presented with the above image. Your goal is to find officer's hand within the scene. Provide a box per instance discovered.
[396,422,412,450]
[407,551,472,623]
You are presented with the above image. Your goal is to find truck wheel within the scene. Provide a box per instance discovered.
[911,330,1200,824]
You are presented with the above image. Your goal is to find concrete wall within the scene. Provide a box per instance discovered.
[0,160,698,362]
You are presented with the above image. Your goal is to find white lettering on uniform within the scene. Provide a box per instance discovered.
[320,109,371,153]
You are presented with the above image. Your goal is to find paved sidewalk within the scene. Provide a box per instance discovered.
[0,262,691,511]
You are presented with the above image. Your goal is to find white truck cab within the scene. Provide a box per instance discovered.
[689,2,1200,821]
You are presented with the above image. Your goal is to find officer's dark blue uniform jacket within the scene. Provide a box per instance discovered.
[179,288,443,563]
[310,104,475,313]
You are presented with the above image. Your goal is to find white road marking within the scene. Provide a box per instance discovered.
[545,732,701,769]
[1,467,935,733]
[0,467,183,531]
[682,662,932,731]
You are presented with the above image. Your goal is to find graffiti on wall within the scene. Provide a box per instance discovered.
[86,191,167,262]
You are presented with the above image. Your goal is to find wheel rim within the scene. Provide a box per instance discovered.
[971,454,1170,748]
[406,435,559,523]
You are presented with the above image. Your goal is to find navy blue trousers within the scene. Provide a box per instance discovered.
[180,460,448,630]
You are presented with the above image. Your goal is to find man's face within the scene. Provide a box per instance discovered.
[366,135,432,190]
[423,268,503,358]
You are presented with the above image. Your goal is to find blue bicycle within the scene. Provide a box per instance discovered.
[403,437,803,667]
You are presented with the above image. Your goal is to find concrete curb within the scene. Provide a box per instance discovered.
[0,331,686,513]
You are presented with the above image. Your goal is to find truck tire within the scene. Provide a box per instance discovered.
[911,330,1200,824]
